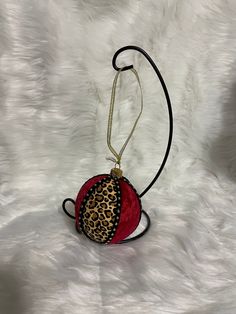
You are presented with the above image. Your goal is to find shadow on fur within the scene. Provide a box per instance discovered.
[210,82,236,182]
[0,264,30,314]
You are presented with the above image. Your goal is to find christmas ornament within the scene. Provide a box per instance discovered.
[62,46,173,244]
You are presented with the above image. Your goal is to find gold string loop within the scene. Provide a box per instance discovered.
[107,67,143,169]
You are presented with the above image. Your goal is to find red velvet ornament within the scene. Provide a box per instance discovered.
[74,172,141,244]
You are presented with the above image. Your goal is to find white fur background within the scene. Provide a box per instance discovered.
[0,1,236,313]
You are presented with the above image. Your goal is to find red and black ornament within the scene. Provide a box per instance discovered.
[75,169,142,244]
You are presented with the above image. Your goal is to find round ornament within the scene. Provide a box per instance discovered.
[75,171,141,244]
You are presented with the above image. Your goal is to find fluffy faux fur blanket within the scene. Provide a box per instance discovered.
[0,1,236,313]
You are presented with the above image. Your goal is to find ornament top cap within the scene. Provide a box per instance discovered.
[110,167,123,178]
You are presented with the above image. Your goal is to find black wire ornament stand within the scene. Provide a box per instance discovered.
[62,46,173,244]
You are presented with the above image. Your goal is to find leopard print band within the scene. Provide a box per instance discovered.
[78,176,121,244]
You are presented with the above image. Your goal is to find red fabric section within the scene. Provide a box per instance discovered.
[110,179,141,244]
[75,175,108,229]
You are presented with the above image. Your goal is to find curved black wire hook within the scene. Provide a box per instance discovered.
[62,198,76,219]
[112,46,173,198]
